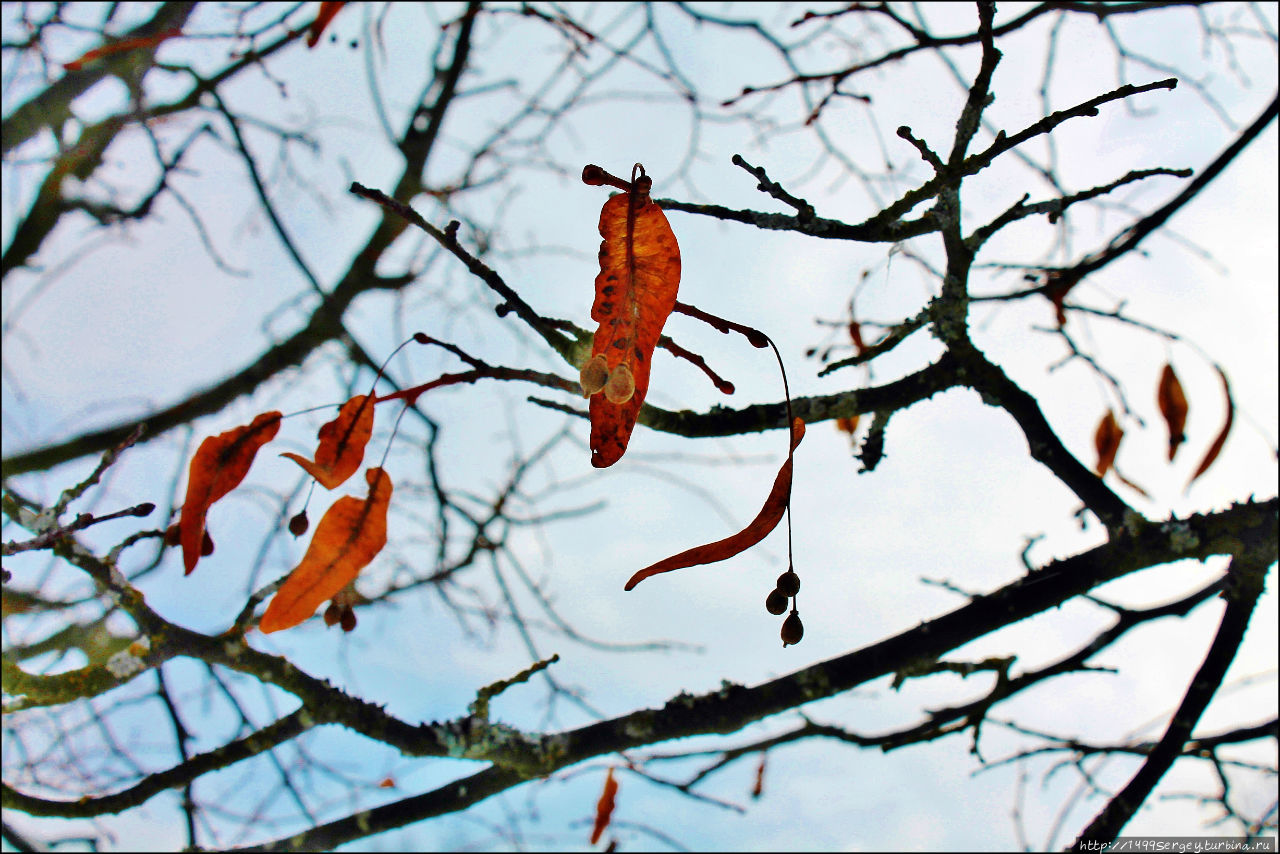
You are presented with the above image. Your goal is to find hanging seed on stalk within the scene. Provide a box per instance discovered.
[781,610,804,647]
[775,570,800,597]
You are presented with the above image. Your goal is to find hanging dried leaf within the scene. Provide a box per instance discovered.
[590,767,619,846]
[281,394,375,489]
[835,415,860,436]
[259,468,392,634]
[625,418,805,590]
[751,753,767,799]
[306,2,346,48]
[581,164,681,468]
[1185,365,1234,492]
[848,320,865,354]
[63,27,183,71]
[1093,410,1123,478]
[1043,270,1075,327]
[1156,363,1188,462]
[179,412,282,575]
[1112,468,1151,500]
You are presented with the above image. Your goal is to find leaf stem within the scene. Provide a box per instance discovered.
[763,334,796,571]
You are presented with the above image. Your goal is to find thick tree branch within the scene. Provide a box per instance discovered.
[1075,544,1273,843]
[221,499,1277,851]
[0,2,196,157]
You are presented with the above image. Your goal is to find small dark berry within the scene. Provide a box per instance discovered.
[323,602,342,627]
[781,610,804,647]
[288,511,309,537]
[765,588,788,615]
[132,502,156,517]
[413,332,431,344]
[775,570,800,597]
[201,530,215,556]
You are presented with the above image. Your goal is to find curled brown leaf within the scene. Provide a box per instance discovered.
[1157,363,1188,462]
[1185,365,1234,492]
[625,418,805,590]
[259,468,392,634]
[751,753,766,799]
[306,1,346,48]
[179,412,282,574]
[582,164,681,468]
[1093,410,1123,478]
[281,394,375,489]
[590,767,618,846]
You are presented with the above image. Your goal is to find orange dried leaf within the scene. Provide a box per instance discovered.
[625,419,805,590]
[1185,365,1234,492]
[1093,410,1123,478]
[378,777,395,789]
[1044,271,1074,327]
[179,412,282,574]
[835,415,860,435]
[1156,363,1188,462]
[281,394,375,489]
[581,165,681,468]
[306,2,346,48]
[1112,468,1151,500]
[63,27,182,71]
[259,468,392,634]
[848,321,865,354]
[590,767,618,846]
[751,753,766,799]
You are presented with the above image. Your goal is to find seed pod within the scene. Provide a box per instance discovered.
[765,587,789,615]
[604,362,635,404]
[339,605,357,632]
[579,353,609,397]
[781,610,804,647]
[323,602,342,627]
[775,570,800,597]
[288,510,309,537]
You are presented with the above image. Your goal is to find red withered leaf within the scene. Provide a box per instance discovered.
[751,753,766,799]
[306,2,346,48]
[1112,468,1151,500]
[63,27,183,71]
[259,468,392,634]
[1185,365,1234,492]
[625,418,805,590]
[1093,410,1123,478]
[590,767,618,846]
[848,320,865,354]
[1156,363,1188,462]
[580,164,681,468]
[281,394,375,489]
[1044,271,1074,327]
[179,412,282,575]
